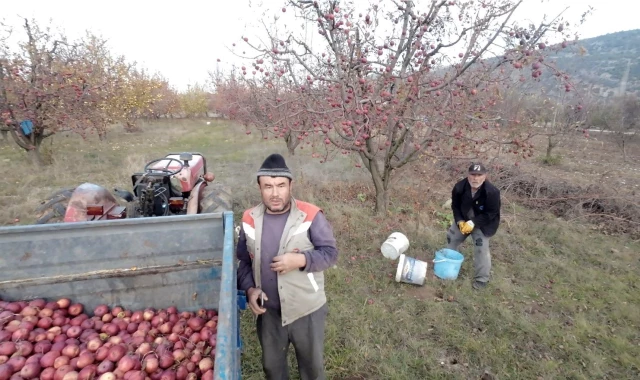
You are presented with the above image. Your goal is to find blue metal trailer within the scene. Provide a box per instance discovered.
[0,211,245,379]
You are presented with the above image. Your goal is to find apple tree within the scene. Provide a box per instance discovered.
[72,32,123,141]
[212,72,253,119]
[146,77,181,119]
[529,94,587,162]
[214,69,307,152]
[220,0,586,213]
[591,95,639,162]
[100,62,163,132]
[179,83,211,118]
[0,19,110,164]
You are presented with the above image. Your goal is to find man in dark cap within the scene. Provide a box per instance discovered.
[446,163,501,290]
[236,153,338,379]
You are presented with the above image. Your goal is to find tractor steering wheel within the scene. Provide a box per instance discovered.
[143,158,184,176]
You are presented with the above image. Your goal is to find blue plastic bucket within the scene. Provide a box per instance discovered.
[20,120,33,136]
[433,248,465,280]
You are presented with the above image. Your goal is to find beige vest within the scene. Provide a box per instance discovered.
[241,199,326,326]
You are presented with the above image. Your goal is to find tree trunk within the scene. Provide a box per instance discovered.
[97,125,108,141]
[8,127,48,166]
[622,139,627,162]
[545,135,555,159]
[28,134,47,166]
[284,130,298,156]
[368,158,390,214]
[28,145,44,166]
[374,185,389,214]
[123,121,142,133]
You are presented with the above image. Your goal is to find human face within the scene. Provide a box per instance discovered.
[258,176,292,214]
[468,173,487,190]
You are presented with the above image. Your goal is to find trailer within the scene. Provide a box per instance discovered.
[0,211,245,379]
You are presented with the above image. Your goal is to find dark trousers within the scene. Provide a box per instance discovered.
[256,303,328,380]
[446,223,491,282]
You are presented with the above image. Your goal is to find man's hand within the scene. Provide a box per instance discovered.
[457,221,466,232]
[247,287,267,315]
[460,220,475,235]
[270,251,306,275]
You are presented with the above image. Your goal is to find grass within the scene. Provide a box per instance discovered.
[1,119,639,379]
[540,154,563,166]
[239,188,640,380]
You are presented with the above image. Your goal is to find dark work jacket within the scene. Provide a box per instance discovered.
[451,178,501,237]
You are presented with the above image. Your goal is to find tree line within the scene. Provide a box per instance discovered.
[0,18,215,165]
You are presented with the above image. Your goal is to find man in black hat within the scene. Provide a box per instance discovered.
[236,153,338,379]
[446,163,501,290]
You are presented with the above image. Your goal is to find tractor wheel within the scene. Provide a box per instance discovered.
[34,187,76,224]
[200,182,233,214]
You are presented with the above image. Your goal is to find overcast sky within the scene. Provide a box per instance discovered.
[2,0,636,91]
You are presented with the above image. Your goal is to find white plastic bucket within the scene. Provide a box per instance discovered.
[380,232,409,260]
[395,254,428,286]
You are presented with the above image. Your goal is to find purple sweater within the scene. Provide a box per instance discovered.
[236,209,338,310]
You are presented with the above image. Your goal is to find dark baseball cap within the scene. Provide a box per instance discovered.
[468,163,487,174]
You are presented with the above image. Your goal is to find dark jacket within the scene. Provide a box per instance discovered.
[451,178,501,237]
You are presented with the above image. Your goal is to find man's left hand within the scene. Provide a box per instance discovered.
[271,252,306,274]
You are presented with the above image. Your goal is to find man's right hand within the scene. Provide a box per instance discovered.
[457,221,466,232]
[460,221,474,235]
[247,287,268,315]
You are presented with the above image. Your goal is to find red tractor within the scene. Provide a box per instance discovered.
[35,152,232,223]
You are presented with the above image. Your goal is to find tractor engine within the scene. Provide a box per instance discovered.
[137,178,180,217]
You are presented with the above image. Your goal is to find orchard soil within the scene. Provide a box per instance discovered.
[1,119,638,379]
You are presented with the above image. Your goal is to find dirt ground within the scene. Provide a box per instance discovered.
[525,131,639,195]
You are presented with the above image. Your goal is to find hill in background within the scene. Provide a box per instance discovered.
[541,29,640,99]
